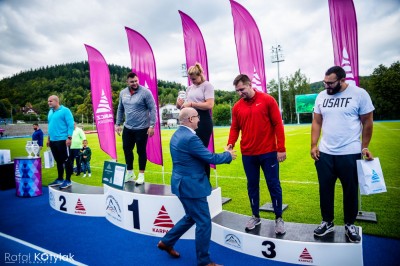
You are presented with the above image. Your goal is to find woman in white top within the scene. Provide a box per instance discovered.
[176,63,215,177]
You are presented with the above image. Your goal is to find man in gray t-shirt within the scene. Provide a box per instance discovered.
[115,72,156,185]
[311,66,374,243]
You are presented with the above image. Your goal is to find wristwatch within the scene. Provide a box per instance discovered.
[149,125,154,128]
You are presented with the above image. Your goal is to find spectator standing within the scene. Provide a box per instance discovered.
[80,139,92,177]
[71,122,86,176]
[32,123,44,156]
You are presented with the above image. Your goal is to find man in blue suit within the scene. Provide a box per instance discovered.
[158,107,236,266]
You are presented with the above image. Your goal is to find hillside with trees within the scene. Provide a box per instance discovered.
[0,61,398,125]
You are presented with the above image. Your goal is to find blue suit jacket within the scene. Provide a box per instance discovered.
[170,126,232,199]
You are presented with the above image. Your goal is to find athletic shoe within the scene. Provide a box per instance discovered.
[48,179,63,186]
[245,216,261,231]
[314,221,334,236]
[59,180,72,189]
[275,217,286,235]
[345,224,361,243]
[83,174,86,177]
[135,173,145,185]
[125,171,135,183]
[88,173,91,177]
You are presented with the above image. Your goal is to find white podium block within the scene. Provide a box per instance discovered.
[104,184,222,239]
[49,182,105,217]
[212,211,363,266]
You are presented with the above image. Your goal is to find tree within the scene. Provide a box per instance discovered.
[268,70,311,124]
[213,104,231,126]
[0,101,8,118]
[367,61,400,120]
[0,99,12,117]
[283,70,311,124]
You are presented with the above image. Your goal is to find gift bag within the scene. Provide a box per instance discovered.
[44,150,54,168]
[356,158,386,195]
[0,149,11,164]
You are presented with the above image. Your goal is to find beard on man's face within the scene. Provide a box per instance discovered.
[327,82,341,95]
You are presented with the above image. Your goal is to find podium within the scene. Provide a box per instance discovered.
[48,181,364,265]
[14,157,42,197]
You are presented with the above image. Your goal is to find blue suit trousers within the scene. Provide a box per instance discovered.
[161,197,212,266]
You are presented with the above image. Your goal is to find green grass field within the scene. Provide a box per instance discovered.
[1,121,399,238]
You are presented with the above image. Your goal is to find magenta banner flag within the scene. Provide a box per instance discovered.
[178,10,209,83]
[179,10,215,168]
[329,0,359,86]
[125,27,163,166]
[84,44,117,160]
[230,0,267,93]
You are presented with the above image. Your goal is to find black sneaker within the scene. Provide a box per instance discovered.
[314,221,334,236]
[345,224,361,243]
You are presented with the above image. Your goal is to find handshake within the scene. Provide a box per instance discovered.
[225,144,237,160]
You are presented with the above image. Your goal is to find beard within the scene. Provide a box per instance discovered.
[327,82,341,95]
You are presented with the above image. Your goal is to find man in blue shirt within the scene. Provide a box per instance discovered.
[32,123,44,156]
[47,95,75,189]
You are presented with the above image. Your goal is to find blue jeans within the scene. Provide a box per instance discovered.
[82,161,91,174]
[242,152,283,217]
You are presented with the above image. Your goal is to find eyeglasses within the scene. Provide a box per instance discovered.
[190,115,200,119]
[322,79,339,87]
[235,88,246,93]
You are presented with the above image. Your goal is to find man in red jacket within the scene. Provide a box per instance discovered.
[227,74,287,235]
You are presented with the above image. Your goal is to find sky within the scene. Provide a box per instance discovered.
[0,0,399,91]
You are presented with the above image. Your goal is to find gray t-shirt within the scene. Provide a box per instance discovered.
[185,80,214,103]
[314,83,374,155]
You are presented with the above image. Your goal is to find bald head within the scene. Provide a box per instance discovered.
[48,95,60,110]
[179,107,199,130]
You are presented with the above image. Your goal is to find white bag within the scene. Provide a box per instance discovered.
[44,150,54,168]
[356,158,386,195]
[0,149,11,164]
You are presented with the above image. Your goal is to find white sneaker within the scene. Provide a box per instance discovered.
[135,173,145,185]
[275,217,286,235]
[88,173,91,177]
[125,171,135,183]
[83,174,87,177]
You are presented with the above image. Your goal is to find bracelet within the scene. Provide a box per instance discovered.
[362,148,368,152]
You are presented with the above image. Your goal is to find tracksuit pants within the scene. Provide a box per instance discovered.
[315,152,361,224]
[242,152,283,218]
[50,140,74,181]
[122,127,148,171]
